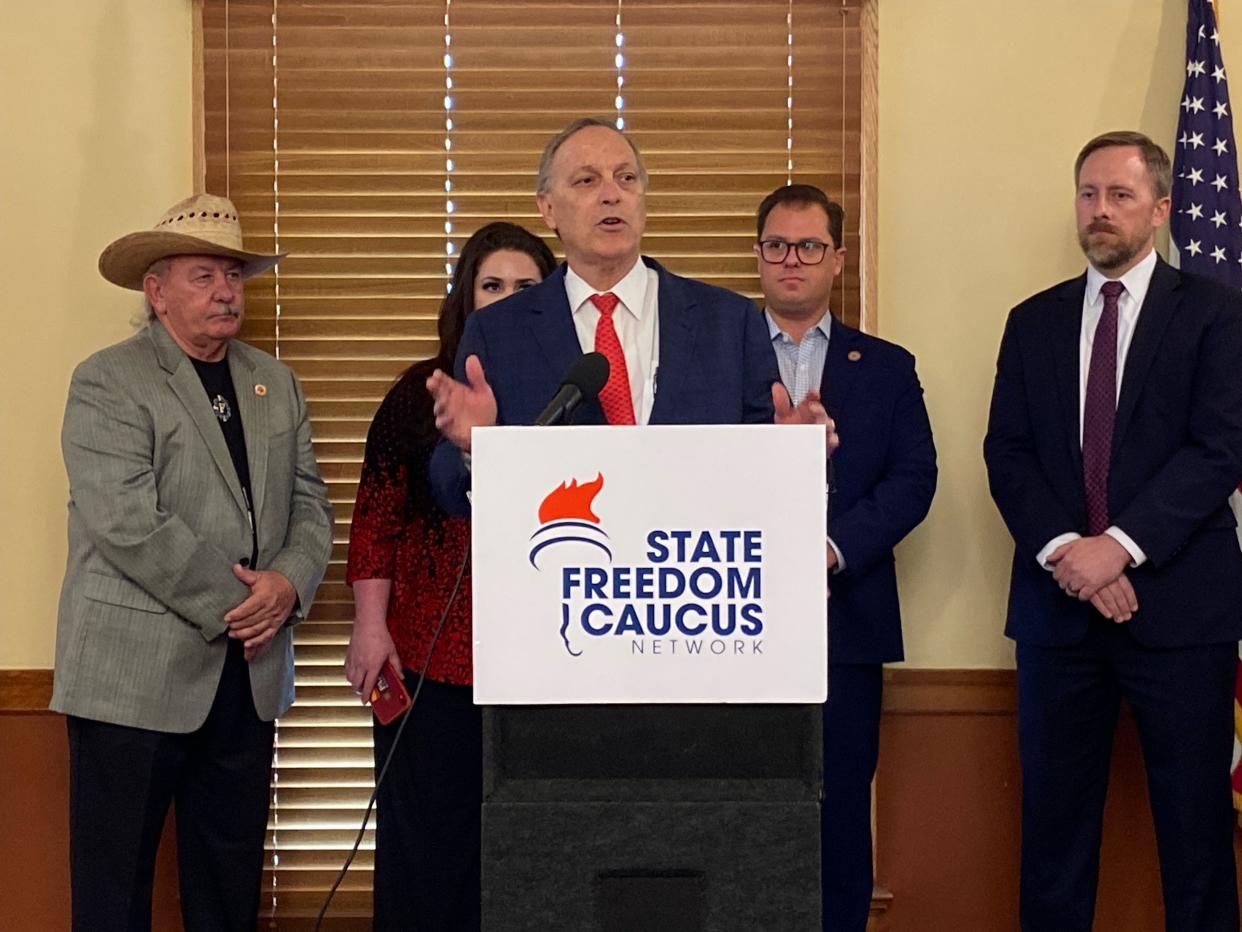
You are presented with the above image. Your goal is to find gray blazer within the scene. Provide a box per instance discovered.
[52,322,333,732]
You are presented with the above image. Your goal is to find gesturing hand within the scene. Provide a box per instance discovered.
[773,383,840,457]
[426,354,497,452]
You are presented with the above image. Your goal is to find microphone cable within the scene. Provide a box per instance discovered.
[312,544,472,932]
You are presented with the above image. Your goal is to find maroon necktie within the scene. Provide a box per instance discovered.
[1083,280,1124,535]
[590,292,636,425]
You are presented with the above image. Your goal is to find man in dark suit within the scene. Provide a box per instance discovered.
[755,184,937,932]
[427,117,836,513]
[984,131,1242,931]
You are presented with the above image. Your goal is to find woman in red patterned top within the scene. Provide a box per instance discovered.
[344,222,556,932]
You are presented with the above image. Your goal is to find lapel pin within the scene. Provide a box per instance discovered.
[847,350,862,362]
[254,384,267,397]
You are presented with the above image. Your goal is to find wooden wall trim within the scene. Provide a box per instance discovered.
[0,670,54,712]
[858,0,879,333]
[1,668,1019,715]
[882,668,1017,716]
[191,0,205,194]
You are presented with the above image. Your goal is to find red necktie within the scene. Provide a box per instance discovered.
[1083,280,1123,535]
[590,292,636,425]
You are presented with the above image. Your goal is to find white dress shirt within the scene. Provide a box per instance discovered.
[1035,248,1157,570]
[564,259,660,425]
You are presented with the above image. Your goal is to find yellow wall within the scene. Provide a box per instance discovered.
[0,1,192,667]
[2,0,1233,669]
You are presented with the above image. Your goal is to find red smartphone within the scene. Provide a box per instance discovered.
[368,661,412,725]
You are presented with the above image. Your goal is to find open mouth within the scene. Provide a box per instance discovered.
[599,217,625,229]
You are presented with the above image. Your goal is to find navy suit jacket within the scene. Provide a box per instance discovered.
[431,257,779,515]
[984,258,1242,648]
[817,317,937,664]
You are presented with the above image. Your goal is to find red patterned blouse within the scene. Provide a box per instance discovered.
[345,363,473,685]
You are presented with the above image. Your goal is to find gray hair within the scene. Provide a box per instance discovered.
[536,117,649,194]
[137,258,172,326]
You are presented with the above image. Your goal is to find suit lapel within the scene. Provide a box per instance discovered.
[150,325,249,515]
[649,260,698,423]
[229,346,268,520]
[525,266,605,424]
[1050,275,1087,474]
[1114,259,1179,448]
[819,317,863,414]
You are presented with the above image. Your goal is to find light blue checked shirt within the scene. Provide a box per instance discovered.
[764,308,844,572]
[764,309,832,406]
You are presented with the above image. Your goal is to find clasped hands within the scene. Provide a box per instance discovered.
[225,564,297,661]
[1046,535,1138,623]
[426,355,840,455]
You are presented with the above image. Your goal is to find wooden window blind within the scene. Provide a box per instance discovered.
[200,1,869,925]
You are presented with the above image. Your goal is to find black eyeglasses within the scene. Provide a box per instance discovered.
[757,239,832,265]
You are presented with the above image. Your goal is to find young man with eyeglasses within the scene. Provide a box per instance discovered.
[755,184,937,932]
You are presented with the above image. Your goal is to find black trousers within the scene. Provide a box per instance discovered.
[67,639,275,932]
[821,662,883,932]
[1017,623,1238,932]
[372,674,483,932]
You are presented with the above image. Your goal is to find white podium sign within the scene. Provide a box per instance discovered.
[471,425,827,704]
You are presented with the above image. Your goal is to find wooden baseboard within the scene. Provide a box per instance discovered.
[0,668,1021,714]
[0,669,53,712]
[882,668,1016,715]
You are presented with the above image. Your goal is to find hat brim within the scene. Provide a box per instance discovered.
[98,231,283,291]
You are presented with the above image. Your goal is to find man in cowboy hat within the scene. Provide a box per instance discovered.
[54,193,333,932]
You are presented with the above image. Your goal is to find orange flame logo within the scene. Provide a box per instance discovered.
[538,473,605,524]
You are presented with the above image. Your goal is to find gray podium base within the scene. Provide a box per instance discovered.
[480,705,822,932]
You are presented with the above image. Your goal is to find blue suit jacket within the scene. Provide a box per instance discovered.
[984,258,1242,648]
[431,257,779,514]
[817,317,937,664]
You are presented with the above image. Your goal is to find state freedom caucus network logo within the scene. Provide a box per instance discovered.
[528,473,766,658]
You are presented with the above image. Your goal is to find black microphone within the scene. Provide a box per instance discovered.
[534,352,611,426]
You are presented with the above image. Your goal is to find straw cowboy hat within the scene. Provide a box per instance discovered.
[98,193,282,291]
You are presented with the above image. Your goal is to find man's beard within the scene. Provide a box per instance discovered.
[1078,224,1143,272]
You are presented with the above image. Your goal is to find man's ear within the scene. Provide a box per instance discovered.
[536,192,558,236]
[143,273,165,316]
[1152,195,1172,230]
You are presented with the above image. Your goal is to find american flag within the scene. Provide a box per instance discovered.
[1171,0,1242,285]
[1171,0,1242,809]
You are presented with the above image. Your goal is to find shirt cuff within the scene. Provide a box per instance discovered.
[826,536,846,574]
[1104,526,1147,567]
[1037,533,1081,570]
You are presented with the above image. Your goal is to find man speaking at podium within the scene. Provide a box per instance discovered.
[427,117,837,510]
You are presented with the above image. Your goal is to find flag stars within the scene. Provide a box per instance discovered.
[1189,59,1207,77]
[1214,101,1230,118]
[1187,203,1205,220]
[1187,239,1204,256]
[1212,28,1221,45]
[1190,131,1206,149]
[1212,245,1228,263]
[1211,210,1228,228]
[1213,65,1228,83]
[1189,96,1206,113]
[1212,173,1229,191]
[1188,167,1205,185]
[1214,138,1230,155]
